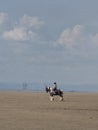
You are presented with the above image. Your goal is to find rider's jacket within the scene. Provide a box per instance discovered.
[53,83,57,91]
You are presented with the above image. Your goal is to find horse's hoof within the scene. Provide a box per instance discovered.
[60,97,63,101]
[50,97,54,101]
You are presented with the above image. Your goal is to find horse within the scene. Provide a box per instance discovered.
[45,86,64,101]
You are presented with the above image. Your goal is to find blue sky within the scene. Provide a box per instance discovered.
[0,0,98,85]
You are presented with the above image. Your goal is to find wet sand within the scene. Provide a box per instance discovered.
[0,91,98,130]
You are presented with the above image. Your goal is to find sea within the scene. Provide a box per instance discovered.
[0,82,98,92]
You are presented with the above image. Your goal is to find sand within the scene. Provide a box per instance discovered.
[0,91,98,130]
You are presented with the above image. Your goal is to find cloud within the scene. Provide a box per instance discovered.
[57,25,84,47]
[0,12,8,24]
[3,27,27,41]
[92,33,98,44]
[20,15,45,29]
[2,15,44,41]
[54,24,98,49]
[3,27,38,41]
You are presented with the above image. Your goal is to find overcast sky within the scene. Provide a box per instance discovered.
[0,0,98,85]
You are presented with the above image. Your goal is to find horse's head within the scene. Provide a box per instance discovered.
[45,86,49,93]
[45,86,51,93]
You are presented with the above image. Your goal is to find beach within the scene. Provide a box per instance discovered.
[0,91,98,130]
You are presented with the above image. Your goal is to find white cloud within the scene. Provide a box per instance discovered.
[20,15,45,29]
[3,27,27,41]
[3,27,38,41]
[0,12,8,24]
[2,14,44,41]
[92,33,98,44]
[58,25,84,46]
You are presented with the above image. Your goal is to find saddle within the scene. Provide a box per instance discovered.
[53,90,58,95]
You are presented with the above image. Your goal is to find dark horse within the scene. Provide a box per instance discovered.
[45,86,63,101]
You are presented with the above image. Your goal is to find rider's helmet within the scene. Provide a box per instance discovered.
[54,82,56,84]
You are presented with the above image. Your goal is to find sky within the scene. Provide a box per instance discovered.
[0,0,98,86]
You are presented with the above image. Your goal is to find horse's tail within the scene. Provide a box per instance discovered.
[61,90,63,94]
[60,89,63,97]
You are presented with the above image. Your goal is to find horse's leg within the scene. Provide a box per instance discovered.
[50,93,54,101]
[58,91,63,101]
[50,96,54,101]
[59,93,63,101]
[60,96,63,101]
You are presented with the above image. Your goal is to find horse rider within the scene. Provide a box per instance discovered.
[52,82,57,94]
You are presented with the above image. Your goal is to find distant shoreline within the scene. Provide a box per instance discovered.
[0,89,98,94]
[0,82,98,92]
